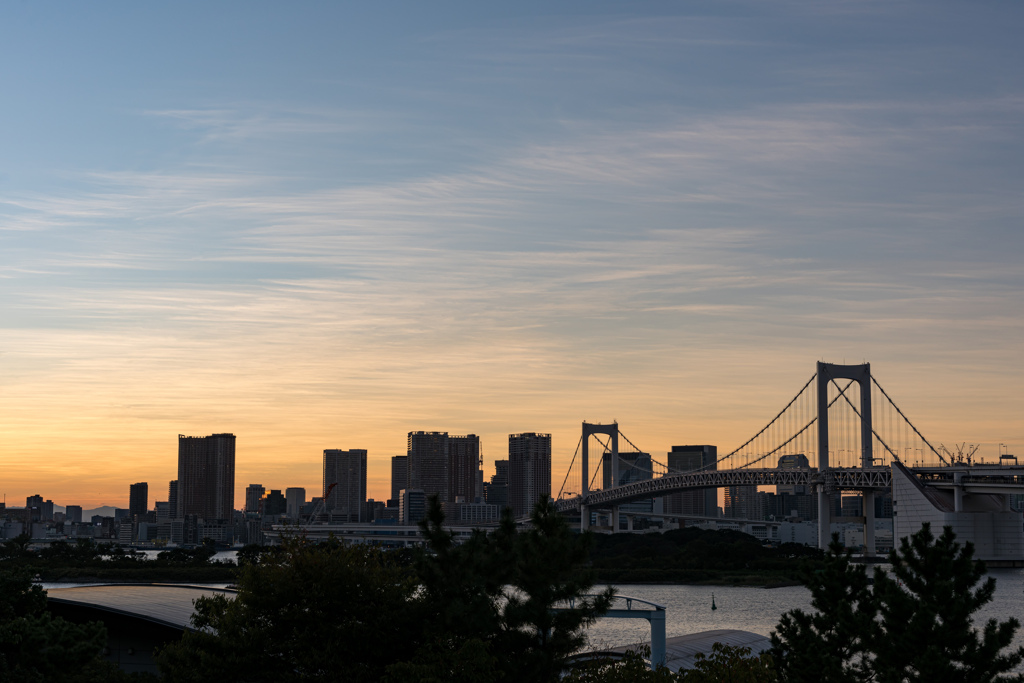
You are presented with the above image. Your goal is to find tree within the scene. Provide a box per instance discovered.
[870,524,1024,683]
[0,565,143,683]
[770,536,876,683]
[772,524,1024,683]
[157,537,419,683]
[387,496,614,683]
[679,643,776,683]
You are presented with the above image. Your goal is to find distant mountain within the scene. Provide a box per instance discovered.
[82,506,119,518]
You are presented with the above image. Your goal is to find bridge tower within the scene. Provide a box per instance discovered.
[816,362,876,552]
[581,422,619,531]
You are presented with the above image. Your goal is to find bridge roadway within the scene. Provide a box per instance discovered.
[554,465,1024,514]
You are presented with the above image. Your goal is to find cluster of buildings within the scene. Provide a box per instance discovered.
[0,431,555,548]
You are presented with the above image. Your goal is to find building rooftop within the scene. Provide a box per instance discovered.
[46,584,236,631]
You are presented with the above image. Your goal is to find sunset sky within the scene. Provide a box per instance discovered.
[2,2,1023,509]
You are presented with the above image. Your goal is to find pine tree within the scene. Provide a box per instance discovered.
[870,523,1024,683]
[770,536,875,683]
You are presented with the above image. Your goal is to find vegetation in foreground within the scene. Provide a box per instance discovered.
[1,504,1022,682]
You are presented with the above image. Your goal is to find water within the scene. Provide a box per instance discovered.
[133,549,239,563]
[585,569,1024,656]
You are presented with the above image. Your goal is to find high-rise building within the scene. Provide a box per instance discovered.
[408,432,448,502]
[177,433,236,521]
[245,484,266,514]
[285,488,306,519]
[664,445,718,517]
[448,434,481,503]
[484,460,509,510]
[724,485,758,519]
[323,449,367,523]
[168,480,179,519]
[390,455,408,505]
[602,451,654,516]
[263,490,287,517]
[508,433,552,518]
[129,482,148,519]
[775,454,815,519]
[65,505,83,525]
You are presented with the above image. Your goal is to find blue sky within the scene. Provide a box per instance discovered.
[1,2,1022,505]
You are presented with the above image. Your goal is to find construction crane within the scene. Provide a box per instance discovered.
[303,482,337,529]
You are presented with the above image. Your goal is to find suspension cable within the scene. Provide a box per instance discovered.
[871,376,948,465]
[557,434,583,500]
[695,373,817,473]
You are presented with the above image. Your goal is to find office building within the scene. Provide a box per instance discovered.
[774,454,815,519]
[264,490,286,517]
[399,489,427,525]
[448,434,481,503]
[323,449,367,523]
[65,505,83,525]
[168,480,179,519]
[129,482,148,519]
[26,495,54,523]
[724,485,759,519]
[408,432,449,502]
[285,488,306,519]
[484,460,509,510]
[245,484,266,514]
[664,445,718,517]
[602,451,654,516]
[177,433,236,521]
[390,455,408,505]
[508,433,552,518]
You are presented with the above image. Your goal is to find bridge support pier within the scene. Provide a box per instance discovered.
[817,486,831,550]
[581,504,590,531]
[611,506,620,531]
[626,514,633,532]
[863,490,875,556]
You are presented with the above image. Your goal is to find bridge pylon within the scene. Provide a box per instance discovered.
[581,422,619,531]
[816,361,876,553]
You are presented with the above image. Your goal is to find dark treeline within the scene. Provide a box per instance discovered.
[1,501,1023,682]
[589,527,821,585]
[0,535,236,583]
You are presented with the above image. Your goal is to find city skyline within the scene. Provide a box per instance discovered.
[2,3,1023,507]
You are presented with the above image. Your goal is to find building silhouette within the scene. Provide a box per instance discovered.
[390,455,408,505]
[285,488,305,519]
[603,451,654,517]
[399,488,427,525]
[508,433,552,518]
[263,490,286,516]
[177,433,236,521]
[129,482,148,519]
[484,460,509,510]
[65,505,83,525]
[323,449,367,523]
[408,432,449,502]
[448,434,481,502]
[664,445,718,517]
[168,480,179,519]
[245,484,266,514]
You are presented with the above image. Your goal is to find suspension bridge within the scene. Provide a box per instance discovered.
[555,362,1024,555]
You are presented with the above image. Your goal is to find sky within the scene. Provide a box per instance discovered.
[1,1,1023,509]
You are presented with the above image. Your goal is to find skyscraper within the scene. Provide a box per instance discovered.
[285,488,306,519]
[168,480,179,519]
[448,434,481,502]
[602,451,654,515]
[323,449,367,523]
[390,455,408,504]
[407,432,448,502]
[508,433,552,518]
[65,505,83,525]
[177,433,236,521]
[129,482,148,518]
[664,445,718,517]
[245,484,266,513]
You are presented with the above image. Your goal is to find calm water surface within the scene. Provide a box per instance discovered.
[586,569,1024,654]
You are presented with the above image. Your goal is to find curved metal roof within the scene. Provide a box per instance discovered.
[46,584,236,631]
